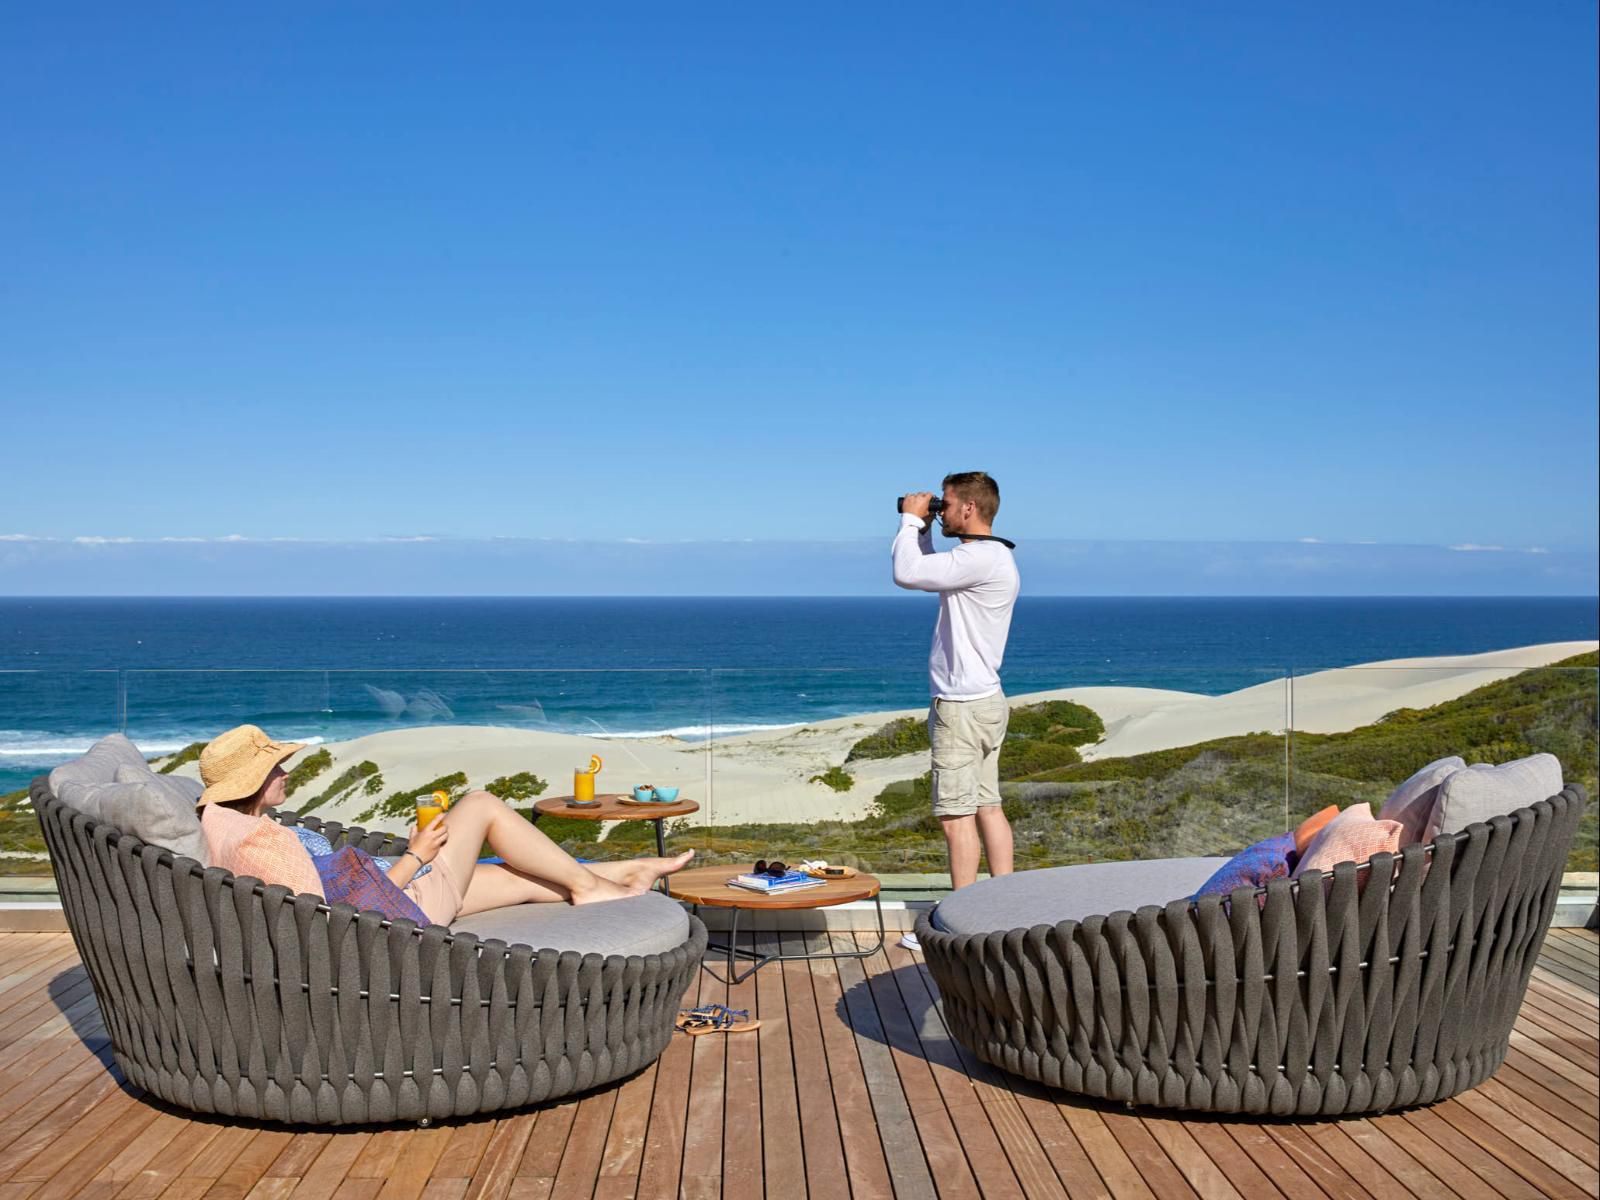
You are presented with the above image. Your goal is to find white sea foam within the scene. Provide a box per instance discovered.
[0,733,326,757]
[589,722,806,740]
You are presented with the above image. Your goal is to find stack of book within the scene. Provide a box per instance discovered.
[727,870,826,895]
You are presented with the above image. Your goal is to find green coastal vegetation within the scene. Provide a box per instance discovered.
[577,654,1599,874]
[810,765,854,792]
[0,657,1593,876]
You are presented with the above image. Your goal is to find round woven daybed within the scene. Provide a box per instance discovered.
[916,785,1587,1116]
[33,779,707,1126]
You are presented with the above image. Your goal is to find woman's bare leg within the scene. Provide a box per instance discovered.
[454,855,696,918]
[436,791,629,905]
[456,862,567,916]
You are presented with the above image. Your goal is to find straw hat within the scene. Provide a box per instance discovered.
[197,724,306,807]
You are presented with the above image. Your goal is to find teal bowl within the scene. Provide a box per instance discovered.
[632,786,656,802]
[652,786,680,803]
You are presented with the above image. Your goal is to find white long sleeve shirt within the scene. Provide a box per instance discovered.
[891,514,1020,700]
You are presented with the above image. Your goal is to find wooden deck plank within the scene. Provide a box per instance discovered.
[720,925,763,1200]
[1218,1123,1327,1200]
[798,929,896,1200]
[1161,1121,1278,1200]
[893,943,1072,1200]
[1135,1117,1243,1200]
[1471,1073,1600,1165]
[634,956,701,1200]
[777,930,848,1198]
[284,1134,372,1200]
[546,1087,619,1200]
[461,1115,534,1200]
[753,927,805,1199]
[832,931,971,1200]
[857,936,1021,1200]
[516,1098,578,1183]
[204,1131,296,1200]
[1098,1113,1199,1200]
[595,1059,658,1187]
[1053,1106,1157,1200]
[677,925,727,1200]
[1451,1089,1599,1192]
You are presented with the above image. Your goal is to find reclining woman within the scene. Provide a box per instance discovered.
[198,724,693,924]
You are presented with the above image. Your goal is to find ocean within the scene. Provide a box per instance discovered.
[2,596,1594,791]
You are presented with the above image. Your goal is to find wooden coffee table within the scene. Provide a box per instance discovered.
[667,864,884,983]
[532,793,699,858]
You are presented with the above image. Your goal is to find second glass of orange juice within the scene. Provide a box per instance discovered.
[573,768,596,802]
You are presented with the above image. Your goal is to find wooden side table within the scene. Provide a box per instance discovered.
[667,864,885,983]
[530,793,699,858]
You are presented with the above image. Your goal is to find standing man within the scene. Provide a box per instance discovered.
[893,471,1020,924]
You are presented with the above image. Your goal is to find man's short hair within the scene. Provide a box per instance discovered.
[942,471,1000,523]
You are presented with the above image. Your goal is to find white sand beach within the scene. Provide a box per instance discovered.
[161,642,1595,830]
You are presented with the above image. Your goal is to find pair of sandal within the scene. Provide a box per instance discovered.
[675,1003,761,1036]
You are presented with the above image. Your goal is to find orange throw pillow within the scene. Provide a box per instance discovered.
[1293,805,1339,855]
[201,806,323,897]
[1291,804,1404,879]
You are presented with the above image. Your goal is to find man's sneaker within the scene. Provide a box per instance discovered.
[899,932,921,952]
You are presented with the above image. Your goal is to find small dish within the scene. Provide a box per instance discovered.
[651,786,680,803]
[632,785,657,802]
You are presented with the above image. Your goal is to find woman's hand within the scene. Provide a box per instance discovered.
[407,816,450,865]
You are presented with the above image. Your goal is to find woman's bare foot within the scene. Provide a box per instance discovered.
[590,851,696,895]
[569,872,634,906]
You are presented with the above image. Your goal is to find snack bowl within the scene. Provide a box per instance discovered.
[651,786,680,803]
[632,785,657,802]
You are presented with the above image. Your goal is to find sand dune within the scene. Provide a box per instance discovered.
[166,641,1594,831]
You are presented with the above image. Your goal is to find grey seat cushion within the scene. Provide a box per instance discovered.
[450,890,691,957]
[1425,753,1564,842]
[933,857,1228,936]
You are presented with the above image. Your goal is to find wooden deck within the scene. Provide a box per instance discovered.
[0,926,1595,1200]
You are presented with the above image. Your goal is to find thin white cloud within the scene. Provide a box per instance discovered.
[72,535,136,545]
[1297,536,1323,544]
[0,534,45,542]
[1525,546,1550,555]
[1448,543,1506,552]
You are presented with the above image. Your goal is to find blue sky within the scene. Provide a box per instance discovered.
[2,4,1596,594]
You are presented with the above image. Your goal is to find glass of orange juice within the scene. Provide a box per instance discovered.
[572,767,596,803]
[416,789,448,830]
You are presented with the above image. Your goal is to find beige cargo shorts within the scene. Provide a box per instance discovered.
[927,690,1009,818]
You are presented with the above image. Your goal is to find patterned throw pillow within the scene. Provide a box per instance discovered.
[1192,832,1297,899]
[200,806,324,897]
[1293,806,1339,855]
[313,846,430,926]
[1291,804,1404,879]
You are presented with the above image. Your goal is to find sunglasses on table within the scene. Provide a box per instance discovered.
[753,859,848,878]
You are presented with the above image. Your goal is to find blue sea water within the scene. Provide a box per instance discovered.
[1,596,1595,791]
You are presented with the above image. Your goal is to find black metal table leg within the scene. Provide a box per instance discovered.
[695,895,886,985]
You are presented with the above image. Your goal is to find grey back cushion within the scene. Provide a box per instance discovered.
[933,857,1228,936]
[1377,756,1466,844]
[450,890,690,957]
[1425,753,1564,842]
[48,733,149,805]
[109,765,209,866]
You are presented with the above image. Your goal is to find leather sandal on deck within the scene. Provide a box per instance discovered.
[675,1004,761,1036]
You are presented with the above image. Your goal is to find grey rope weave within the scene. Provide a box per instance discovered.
[32,781,706,1126]
[916,785,1586,1115]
